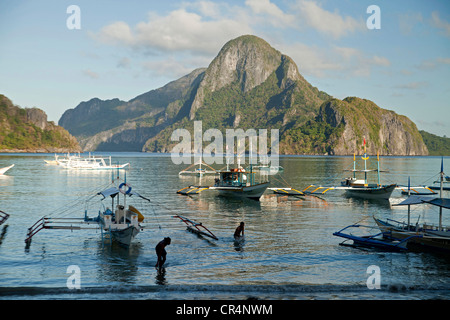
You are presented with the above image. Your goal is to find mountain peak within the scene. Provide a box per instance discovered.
[189,34,300,119]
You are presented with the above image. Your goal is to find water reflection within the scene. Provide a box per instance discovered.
[1,154,449,298]
[155,267,167,285]
[95,241,143,284]
[0,225,8,245]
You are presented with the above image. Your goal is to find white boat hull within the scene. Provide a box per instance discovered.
[0,164,14,175]
[110,225,140,246]
[210,182,269,200]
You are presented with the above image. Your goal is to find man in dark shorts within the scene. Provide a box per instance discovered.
[155,237,171,269]
[234,222,244,239]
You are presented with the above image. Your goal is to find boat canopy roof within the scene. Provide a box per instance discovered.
[395,195,450,209]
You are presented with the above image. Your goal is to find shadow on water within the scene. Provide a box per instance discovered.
[155,267,167,285]
[0,224,8,245]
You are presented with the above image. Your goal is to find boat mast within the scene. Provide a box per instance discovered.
[377,152,381,186]
[363,137,367,184]
[407,176,411,230]
[439,157,444,231]
[353,153,356,179]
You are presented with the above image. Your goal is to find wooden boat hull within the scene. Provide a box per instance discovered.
[374,218,450,252]
[110,225,140,246]
[210,182,269,200]
[344,184,396,200]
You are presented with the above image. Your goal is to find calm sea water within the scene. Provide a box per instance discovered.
[0,153,449,300]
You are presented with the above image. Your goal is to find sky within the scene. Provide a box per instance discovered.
[0,0,449,137]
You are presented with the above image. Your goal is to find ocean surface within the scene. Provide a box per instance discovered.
[0,153,449,300]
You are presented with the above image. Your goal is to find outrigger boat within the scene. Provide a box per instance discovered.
[25,174,148,248]
[173,215,218,240]
[44,153,79,165]
[333,224,421,252]
[303,139,396,200]
[177,164,269,200]
[374,158,450,252]
[58,154,129,170]
[0,164,14,175]
[209,166,269,200]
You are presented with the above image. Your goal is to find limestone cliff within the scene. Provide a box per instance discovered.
[57,35,429,156]
[0,95,81,153]
[317,97,428,155]
[189,35,301,119]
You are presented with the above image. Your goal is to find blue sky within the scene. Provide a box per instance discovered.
[0,0,449,136]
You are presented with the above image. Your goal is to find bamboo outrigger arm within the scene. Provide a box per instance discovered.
[173,215,218,240]
[302,185,335,195]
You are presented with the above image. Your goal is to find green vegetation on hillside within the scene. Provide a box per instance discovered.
[0,95,80,151]
[420,130,450,156]
[281,120,345,154]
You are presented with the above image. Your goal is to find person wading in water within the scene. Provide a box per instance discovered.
[155,237,171,269]
[234,222,244,239]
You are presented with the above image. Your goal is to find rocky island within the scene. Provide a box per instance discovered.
[59,35,429,156]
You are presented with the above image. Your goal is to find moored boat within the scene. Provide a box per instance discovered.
[333,224,420,251]
[0,164,14,175]
[58,154,129,170]
[209,166,269,200]
[25,174,149,248]
[303,139,397,200]
[374,158,450,252]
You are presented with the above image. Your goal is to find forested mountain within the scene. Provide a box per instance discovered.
[58,35,429,156]
[0,94,80,153]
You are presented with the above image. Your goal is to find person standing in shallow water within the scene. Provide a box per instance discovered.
[155,237,171,269]
[234,222,244,239]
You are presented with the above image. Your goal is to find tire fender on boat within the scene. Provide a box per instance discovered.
[119,183,132,195]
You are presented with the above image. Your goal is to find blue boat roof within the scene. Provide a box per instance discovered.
[395,195,450,209]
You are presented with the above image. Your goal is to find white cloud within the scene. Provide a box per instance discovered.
[91,1,378,80]
[245,0,296,27]
[282,43,341,77]
[294,0,363,39]
[95,21,134,46]
[82,69,99,79]
[94,8,252,56]
[431,11,450,37]
[271,41,391,79]
[142,57,194,78]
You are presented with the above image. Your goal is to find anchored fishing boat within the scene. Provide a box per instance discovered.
[303,139,396,200]
[374,158,450,252]
[58,154,129,170]
[333,224,420,252]
[44,153,80,166]
[177,166,269,200]
[25,174,149,248]
[177,162,269,200]
[0,164,14,175]
[209,165,269,200]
